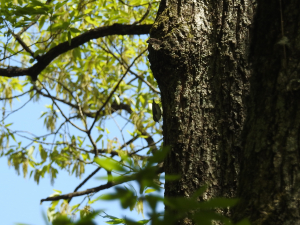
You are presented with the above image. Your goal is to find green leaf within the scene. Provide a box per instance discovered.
[55,0,68,10]
[144,188,156,194]
[94,157,126,172]
[114,95,120,105]
[50,200,60,209]
[68,30,71,46]
[39,15,46,31]
[235,219,251,225]
[30,0,44,7]
[148,145,170,165]
[39,144,47,161]
[77,136,84,147]
[191,184,208,199]
[39,111,47,119]
[129,0,142,6]
[100,187,137,209]
[85,16,98,26]
[34,49,45,57]
[27,146,35,157]
[52,215,72,225]
[136,220,150,225]
[50,189,62,197]
[105,218,125,224]
[10,133,16,142]
[69,27,81,33]
[135,198,143,215]
[95,134,103,143]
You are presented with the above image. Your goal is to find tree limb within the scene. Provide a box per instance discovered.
[0,24,152,80]
[40,181,116,203]
[40,163,164,203]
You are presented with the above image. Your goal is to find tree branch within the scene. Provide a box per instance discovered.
[132,3,151,25]
[40,163,164,203]
[88,48,148,137]
[40,181,116,203]
[66,137,159,204]
[12,31,40,61]
[16,0,54,36]
[68,167,101,204]
[99,42,160,94]
[0,24,152,80]
[38,81,87,132]
[33,81,132,118]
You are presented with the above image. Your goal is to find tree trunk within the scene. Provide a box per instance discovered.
[234,1,300,224]
[149,0,300,224]
[148,0,254,224]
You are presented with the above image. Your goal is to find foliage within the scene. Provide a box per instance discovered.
[0,0,250,225]
[0,0,160,187]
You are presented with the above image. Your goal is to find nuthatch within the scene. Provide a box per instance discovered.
[152,99,161,122]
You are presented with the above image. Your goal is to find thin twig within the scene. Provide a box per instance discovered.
[0,93,36,122]
[88,48,148,141]
[129,138,162,156]
[68,167,101,203]
[38,80,87,132]
[16,0,54,36]
[40,163,164,203]
[0,89,33,100]
[99,42,160,94]
[132,3,151,25]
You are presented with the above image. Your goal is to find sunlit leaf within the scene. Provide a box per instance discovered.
[144,188,156,194]
[94,157,126,172]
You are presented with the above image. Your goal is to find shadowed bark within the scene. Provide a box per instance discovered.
[234,1,300,224]
[148,0,254,224]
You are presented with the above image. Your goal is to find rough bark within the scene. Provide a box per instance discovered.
[234,1,300,224]
[148,0,254,224]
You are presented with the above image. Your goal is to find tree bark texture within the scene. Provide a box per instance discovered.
[234,1,300,224]
[148,0,255,224]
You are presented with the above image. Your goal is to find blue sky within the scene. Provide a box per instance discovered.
[0,12,162,222]
[0,81,163,225]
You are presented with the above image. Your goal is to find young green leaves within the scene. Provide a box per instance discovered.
[152,99,161,122]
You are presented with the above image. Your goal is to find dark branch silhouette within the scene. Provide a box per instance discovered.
[0,24,152,80]
[40,163,164,203]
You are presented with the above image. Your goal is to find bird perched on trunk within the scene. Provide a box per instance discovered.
[152,99,161,122]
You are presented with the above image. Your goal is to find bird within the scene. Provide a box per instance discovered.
[152,98,161,122]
